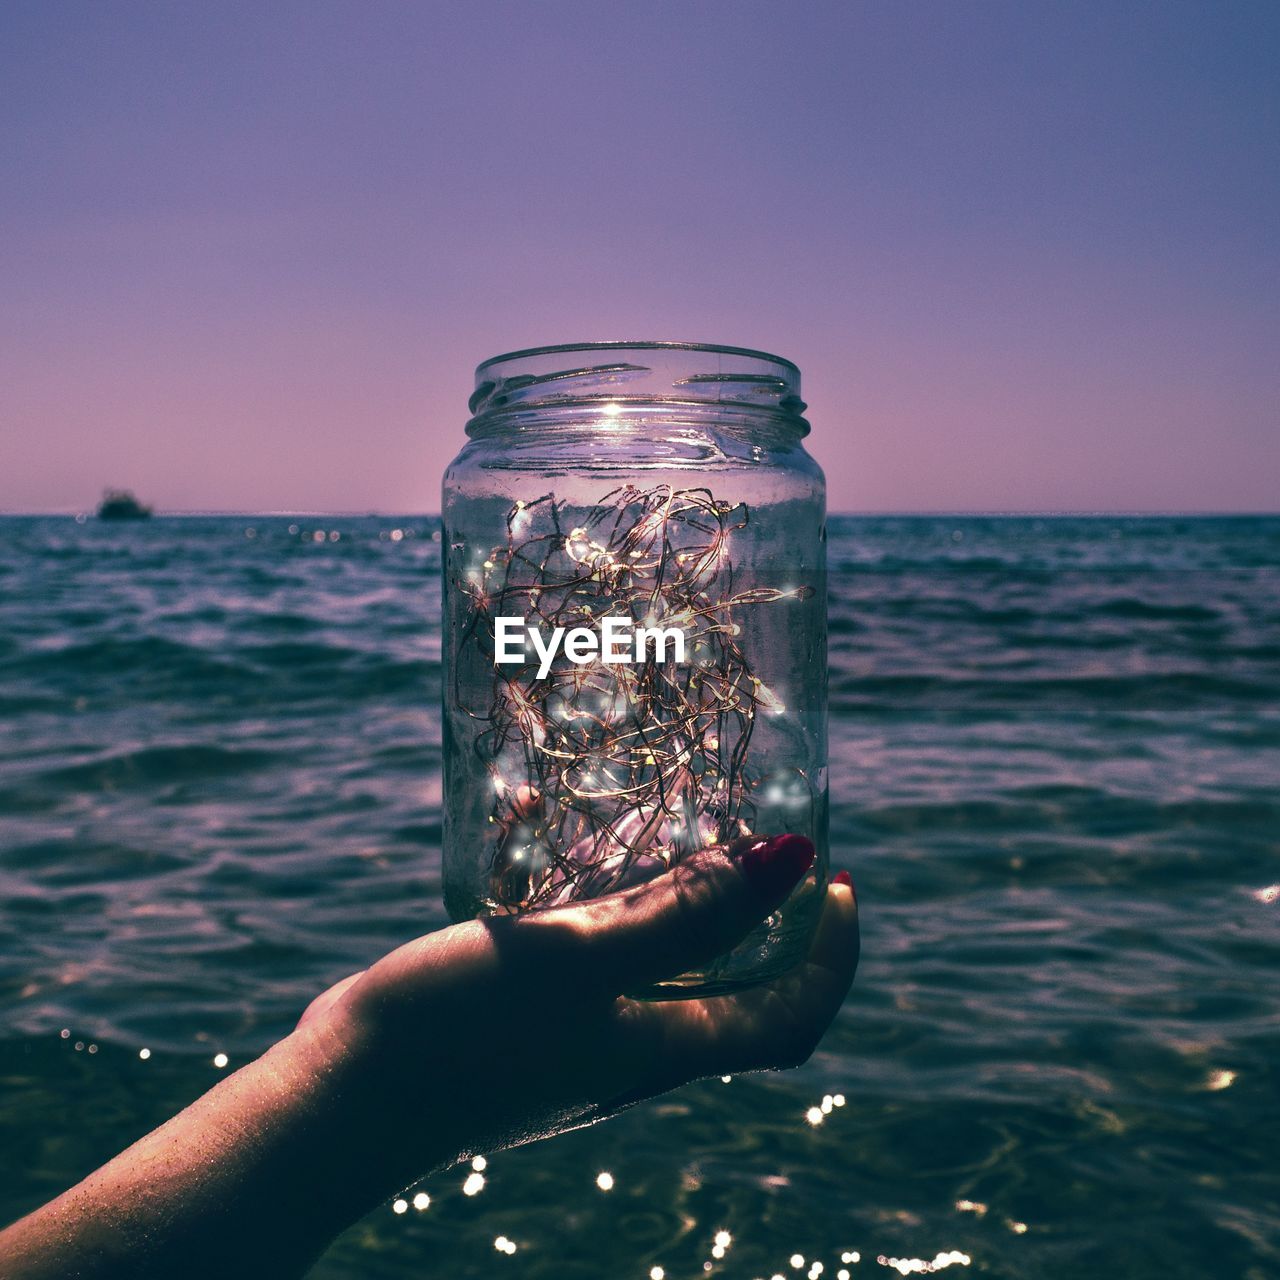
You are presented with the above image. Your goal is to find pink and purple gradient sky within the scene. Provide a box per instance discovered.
[1,1,1276,513]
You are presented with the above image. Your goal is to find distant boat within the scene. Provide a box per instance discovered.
[96,489,153,520]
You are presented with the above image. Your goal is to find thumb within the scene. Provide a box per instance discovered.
[530,834,817,995]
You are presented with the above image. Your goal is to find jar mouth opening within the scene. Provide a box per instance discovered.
[469,340,807,427]
[476,340,799,379]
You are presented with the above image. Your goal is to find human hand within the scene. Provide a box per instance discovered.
[300,834,859,1175]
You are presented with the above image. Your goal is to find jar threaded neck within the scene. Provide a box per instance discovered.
[467,341,807,431]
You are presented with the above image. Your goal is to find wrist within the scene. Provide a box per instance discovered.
[279,997,445,1216]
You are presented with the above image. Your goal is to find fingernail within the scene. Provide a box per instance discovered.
[829,865,860,906]
[736,834,815,899]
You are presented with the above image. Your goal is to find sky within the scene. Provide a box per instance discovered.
[1,0,1276,513]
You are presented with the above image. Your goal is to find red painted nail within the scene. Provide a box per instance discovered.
[736,834,815,900]
[831,868,857,905]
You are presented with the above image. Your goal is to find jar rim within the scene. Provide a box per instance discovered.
[475,340,799,379]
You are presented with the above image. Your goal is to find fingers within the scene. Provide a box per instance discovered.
[805,878,860,990]
[335,833,817,1040]
[507,834,817,995]
[600,880,859,1097]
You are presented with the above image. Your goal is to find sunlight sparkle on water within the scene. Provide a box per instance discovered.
[596,1171,614,1191]
[462,1172,485,1196]
[213,1053,228,1069]
[412,1192,430,1211]
[877,1251,971,1274]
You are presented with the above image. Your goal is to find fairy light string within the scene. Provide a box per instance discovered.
[453,482,807,910]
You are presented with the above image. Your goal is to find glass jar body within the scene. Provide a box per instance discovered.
[441,347,827,997]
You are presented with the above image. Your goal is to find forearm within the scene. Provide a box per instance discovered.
[0,1010,398,1279]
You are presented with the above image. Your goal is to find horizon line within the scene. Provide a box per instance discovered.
[3,508,1279,519]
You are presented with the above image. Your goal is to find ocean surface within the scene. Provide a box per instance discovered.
[0,514,1277,1279]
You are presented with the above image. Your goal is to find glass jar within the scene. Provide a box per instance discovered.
[441,341,827,997]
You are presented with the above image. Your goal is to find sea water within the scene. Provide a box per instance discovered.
[0,514,1276,1277]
